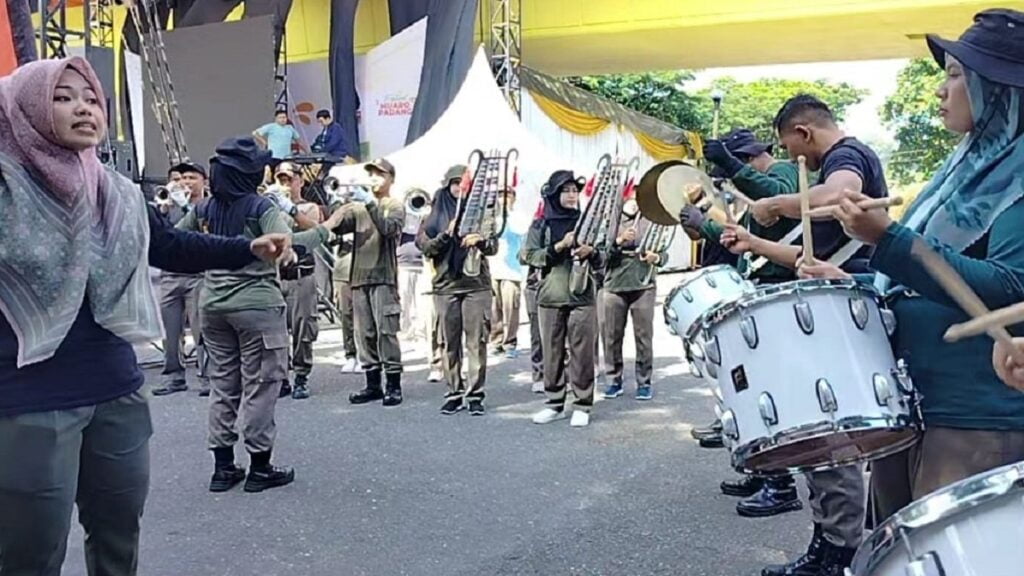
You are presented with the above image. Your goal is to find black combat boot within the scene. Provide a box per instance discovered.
[720,474,764,497]
[816,539,857,576]
[737,474,803,518]
[761,524,823,576]
[690,419,722,440]
[349,370,384,404]
[291,374,310,400]
[278,379,292,398]
[209,447,246,493]
[382,372,403,406]
[244,450,295,493]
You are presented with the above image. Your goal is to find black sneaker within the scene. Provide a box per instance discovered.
[291,384,310,400]
[153,381,188,396]
[278,380,292,399]
[198,388,211,398]
[209,464,246,493]
[737,477,803,518]
[720,475,765,497]
[467,399,485,416]
[244,465,295,493]
[440,397,464,415]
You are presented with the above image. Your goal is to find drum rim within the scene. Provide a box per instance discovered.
[850,459,1024,574]
[729,415,919,475]
[697,278,879,336]
[663,264,749,338]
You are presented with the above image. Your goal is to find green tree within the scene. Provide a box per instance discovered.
[565,71,709,132]
[880,58,960,186]
[694,77,867,143]
[567,73,866,147]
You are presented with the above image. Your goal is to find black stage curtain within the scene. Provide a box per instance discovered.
[387,0,429,36]
[8,0,37,65]
[329,0,361,160]
[404,0,478,145]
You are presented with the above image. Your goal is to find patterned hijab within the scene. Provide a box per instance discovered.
[0,58,160,367]
[901,68,1024,249]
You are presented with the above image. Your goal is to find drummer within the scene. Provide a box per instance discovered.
[680,129,804,520]
[798,6,1024,535]
[721,96,888,575]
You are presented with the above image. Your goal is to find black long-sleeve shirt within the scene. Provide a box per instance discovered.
[0,206,256,417]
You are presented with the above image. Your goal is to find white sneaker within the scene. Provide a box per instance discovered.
[428,369,443,382]
[532,407,567,424]
[531,381,545,394]
[570,410,590,428]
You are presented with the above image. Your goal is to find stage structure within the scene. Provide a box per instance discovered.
[486,0,521,118]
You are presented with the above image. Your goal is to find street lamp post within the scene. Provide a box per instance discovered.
[711,89,724,140]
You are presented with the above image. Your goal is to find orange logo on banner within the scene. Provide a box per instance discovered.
[0,0,17,77]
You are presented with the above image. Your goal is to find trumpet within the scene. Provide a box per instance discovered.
[405,189,432,216]
[154,181,189,208]
[323,174,384,205]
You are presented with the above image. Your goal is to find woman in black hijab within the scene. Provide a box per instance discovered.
[521,170,602,428]
[417,165,498,416]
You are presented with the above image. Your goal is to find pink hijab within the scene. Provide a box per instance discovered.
[0,56,106,208]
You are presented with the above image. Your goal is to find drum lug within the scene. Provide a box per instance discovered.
[816,379,838,413]
[849,297,870,330]
[872,373,893,406]
[906,552,945,576]
[794,301,815,335]
[729,270,743,284]
[704,335,721,366]
[705,274,718,288]
[881,308,898,337]
[681,287,694,303]
[665,306,678,335]
[720,409,739,441]
[758,392,778,426]
[892,359,914,394]
[740,316,759,349]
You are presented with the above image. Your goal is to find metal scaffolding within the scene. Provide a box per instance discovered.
[487,0,522,118]
[37,0,81,58]
[88,0,117,49]
[275,29,289,113]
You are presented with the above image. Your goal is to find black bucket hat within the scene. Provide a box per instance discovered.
[169,160,207,179]
[211,137,272,174]
[542,169,586,197]
[927,8,1024,88]
[722,129,773,158]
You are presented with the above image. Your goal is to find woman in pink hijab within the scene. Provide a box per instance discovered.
[0,57,289,575]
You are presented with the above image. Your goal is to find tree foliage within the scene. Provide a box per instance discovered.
[565,72,708,132]
[880,58,961,186]
[566,72,866,146]
[694,78,866,143]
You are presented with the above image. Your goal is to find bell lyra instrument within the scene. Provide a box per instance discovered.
[637,220,676,285]
[455,148,519,277]
[570,154,640,295]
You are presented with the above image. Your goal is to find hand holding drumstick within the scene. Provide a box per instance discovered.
[911,239,1024,391]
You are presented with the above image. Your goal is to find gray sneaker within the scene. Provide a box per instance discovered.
[153,381,188,396]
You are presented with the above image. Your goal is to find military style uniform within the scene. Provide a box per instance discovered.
[155,203,208,395]
[331,198,406,405]
[601,215,669,395]
[280,210,324,393]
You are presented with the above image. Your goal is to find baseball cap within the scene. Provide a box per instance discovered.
[365,158,396,177]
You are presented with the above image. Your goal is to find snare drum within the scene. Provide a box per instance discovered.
[663,265,754,371]
[849,460,1024,576]
[699,279,918,474]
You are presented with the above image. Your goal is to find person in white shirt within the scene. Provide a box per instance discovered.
[489,188,527,359]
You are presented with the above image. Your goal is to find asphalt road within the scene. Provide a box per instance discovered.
[63,275,812,576]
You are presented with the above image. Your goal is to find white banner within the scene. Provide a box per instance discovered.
[124,51,146,174]
[363,17,427,158]
[287,55,367,154]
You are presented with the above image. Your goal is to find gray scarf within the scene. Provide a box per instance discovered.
[0,153,162,367]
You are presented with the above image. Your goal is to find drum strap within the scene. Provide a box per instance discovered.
[748,225,803,273]
[826,240,865,268]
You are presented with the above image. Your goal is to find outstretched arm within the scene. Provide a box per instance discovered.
[148,204,255,273]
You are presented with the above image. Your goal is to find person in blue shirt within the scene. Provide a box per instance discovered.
[800,2,1024,547]
[253,109,305,160]
[311,109,346,159]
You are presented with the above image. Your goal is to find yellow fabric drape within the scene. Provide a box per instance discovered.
[631,129,687,161]
[687,132,704,159]
[530,91,611,136]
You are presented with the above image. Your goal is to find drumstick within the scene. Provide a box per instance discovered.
[806,196,904,219]
[798,156,814,265]
[945,301,1024,342]
[911,239,1024,364]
